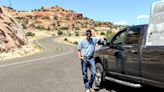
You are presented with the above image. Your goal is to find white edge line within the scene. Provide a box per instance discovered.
[0,51,75,68]
[34,39,47,51]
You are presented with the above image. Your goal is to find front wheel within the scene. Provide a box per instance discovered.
[95,63,105,87]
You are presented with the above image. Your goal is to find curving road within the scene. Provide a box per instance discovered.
[0,37,156,92]
[0,37,86,92]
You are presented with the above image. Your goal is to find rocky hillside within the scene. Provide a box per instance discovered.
[3,6,122,36]
[0,7,27,52]
[11,6,93,32]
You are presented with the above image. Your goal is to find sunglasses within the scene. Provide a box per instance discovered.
[86,32,92,35]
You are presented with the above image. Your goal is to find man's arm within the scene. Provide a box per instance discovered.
[77,50,83,60]
[77,40,83,60]
[96,37,105,45]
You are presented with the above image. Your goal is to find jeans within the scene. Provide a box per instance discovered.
[81,58,96,89]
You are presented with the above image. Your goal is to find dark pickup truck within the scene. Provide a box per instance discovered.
[94,24,164,88]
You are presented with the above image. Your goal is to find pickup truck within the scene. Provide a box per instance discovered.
[94,1,164,89]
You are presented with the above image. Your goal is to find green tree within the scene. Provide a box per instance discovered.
[41,6,44,10]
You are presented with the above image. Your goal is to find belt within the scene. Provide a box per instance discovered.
[83,56,93,59]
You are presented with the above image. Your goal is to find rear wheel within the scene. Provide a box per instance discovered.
[95,63,105,87]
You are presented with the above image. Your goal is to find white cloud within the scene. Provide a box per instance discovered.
[137,15,149,19]
[113,21,128,25]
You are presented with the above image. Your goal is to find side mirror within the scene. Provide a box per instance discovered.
[104,38,110,46]
[106,41,110,46]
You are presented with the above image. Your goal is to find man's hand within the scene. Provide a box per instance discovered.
[77,50,83,60]
[100,37,105,43]
[79,56,83,60]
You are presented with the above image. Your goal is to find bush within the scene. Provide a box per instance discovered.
[58,30,63,35]
[52,34,56,36]
[60,27,69,30]
[35,26,45,30]
[41,6,44,10]
[73,41,78,45]
[54,15,58,20]
[100,32,105,35]
[26,32,35,37]
[42,16,50,20]
[46,27,50,30]
[75,32,79,36]
[68,33,71,36]
[64,38,67,41]
[95,30,98,32]
[105,30,115,41]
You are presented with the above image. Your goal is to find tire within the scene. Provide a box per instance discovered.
[95,63,105,87]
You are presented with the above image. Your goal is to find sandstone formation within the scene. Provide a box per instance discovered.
[0,7,27,52]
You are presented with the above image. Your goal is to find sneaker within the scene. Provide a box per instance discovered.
[90,88,95,92]
[85,89,90,92]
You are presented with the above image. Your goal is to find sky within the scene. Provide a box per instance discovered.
[0,0,161,25]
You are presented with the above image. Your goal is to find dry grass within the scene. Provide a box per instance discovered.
[0,42,43,60]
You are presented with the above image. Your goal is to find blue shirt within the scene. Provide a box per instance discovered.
[77,37,100,57]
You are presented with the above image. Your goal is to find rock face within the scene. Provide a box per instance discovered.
[0,7,27,52]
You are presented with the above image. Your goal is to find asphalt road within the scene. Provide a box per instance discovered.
[0,37,161,92]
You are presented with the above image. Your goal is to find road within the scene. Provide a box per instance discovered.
[0,37,84,92]
[0,37,160,92]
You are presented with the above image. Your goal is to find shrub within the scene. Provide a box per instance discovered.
[60,27,69,30]
[100,32,105,35]
[35,26,45,30]
[105,30,115,41]
[54,15,58,20]
[95,30,98,32]
[52,34,56,36]
[75,32,79,36]
[41,6,44,10]
[68,33,71,36]
[64,38,68,41]
[26,32,35,37]
[47,27,51,30]
[42,16,50,20]
[58,30,63,35]
[73,41,78,44]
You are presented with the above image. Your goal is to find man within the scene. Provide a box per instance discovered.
[77,30,104,92]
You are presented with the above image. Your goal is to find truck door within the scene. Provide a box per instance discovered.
[106,30,126,73]
[122,27,143,77]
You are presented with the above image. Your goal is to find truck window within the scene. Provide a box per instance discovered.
[125,28,141,44]
[113,31,126,45]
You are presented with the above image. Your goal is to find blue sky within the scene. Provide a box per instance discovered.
[0,0,161,25]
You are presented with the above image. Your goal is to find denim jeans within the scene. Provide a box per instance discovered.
[81,58,96,89]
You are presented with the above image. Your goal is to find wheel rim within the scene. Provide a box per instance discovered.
[95,67,102,84]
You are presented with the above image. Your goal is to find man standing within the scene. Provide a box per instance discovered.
[77,30,104,92]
